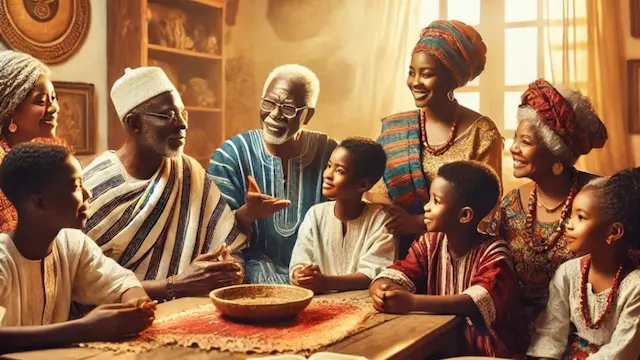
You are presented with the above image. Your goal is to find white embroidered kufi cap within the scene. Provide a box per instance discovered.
[110,66,178,120]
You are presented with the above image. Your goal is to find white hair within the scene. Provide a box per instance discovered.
[261,64,320,108]
[516,86,601,165]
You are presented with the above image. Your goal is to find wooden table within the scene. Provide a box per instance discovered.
[2,291,461,360]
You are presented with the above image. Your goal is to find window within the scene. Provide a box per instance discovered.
[417,0,587,141]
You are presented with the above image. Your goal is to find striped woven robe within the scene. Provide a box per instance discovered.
[82,151,246,281]
[375,232,528,358]
[208,129,337,284]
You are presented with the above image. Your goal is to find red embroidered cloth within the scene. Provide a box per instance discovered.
[83,298,383,354]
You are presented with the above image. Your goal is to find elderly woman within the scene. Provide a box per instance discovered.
[370,20,503,257]
[0,51,67,232]
[494,78,608,332]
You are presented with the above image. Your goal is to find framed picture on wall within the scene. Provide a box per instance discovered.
[53,81,96,154]
[629,60,640,133]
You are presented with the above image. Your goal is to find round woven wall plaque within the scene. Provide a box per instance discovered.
[0,0,91,64]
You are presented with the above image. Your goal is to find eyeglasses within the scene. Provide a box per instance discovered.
[260,98,307,119]
[140,109,188,124]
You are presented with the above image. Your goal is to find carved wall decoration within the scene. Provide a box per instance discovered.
[53,81,95,154]
[0,0,91,64]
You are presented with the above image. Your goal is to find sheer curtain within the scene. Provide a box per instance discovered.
[543,0,633,175]
[224,0,421,141]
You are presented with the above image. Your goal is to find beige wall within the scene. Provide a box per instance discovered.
[621,0,640,166]
[0,1,109,162]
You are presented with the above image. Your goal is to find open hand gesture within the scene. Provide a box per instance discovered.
[244,175,291,220]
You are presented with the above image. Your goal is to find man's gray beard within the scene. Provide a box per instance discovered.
[144,133,183,158]
[262,125,293,145]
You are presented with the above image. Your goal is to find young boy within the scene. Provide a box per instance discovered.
[290,137,395,293]
[369,160,528,359]
[0,143,155,354]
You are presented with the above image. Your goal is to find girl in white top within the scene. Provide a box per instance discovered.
[0,143,155,354]
[290,137,395,293]
[528,168,640,359]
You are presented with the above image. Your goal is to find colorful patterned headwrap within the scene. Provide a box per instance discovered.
[520,79,608,158]
[413,20,487,88]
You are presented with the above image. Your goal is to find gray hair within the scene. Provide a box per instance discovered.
[0,51,51,120]
[516,86,601,165]
[261,64,320,108]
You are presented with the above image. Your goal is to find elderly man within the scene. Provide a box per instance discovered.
[208,64,338,284]
[83,67,246,301]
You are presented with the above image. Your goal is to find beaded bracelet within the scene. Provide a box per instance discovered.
[166,276,177,301]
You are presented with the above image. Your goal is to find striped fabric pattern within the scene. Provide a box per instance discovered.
[207,129,336,284]
[376,110,428,215]
[82,151,246,281]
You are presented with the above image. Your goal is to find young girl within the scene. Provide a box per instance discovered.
[528,168,640,359]
[369,161,528,358]
[290,137,395,293]
[0,143,155,354]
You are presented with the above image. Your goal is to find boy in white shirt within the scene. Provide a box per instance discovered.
[0,142,155,354]
[290,137,395,293]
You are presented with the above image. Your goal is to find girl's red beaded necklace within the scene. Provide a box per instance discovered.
[419,107,458,156]
[526,167,579,253]
[580,255,624,329]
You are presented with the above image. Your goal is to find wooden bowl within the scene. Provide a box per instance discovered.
[209,284,314,322]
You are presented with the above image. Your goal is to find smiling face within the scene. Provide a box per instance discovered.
[260,77,310,145]
[132,91,188,158]
[407,52,454,108]
[510,120,558,179]
[6,74,59,140]
[322,146,367,199]
[41,155,91,230]
[423,176,465,233]
[564,188,613,255]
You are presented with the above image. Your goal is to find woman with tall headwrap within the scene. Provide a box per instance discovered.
[490,79,608,333]
[371,20,503,257]
[0,50,68,232]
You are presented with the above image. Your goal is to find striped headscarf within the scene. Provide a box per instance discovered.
[0,51,50,120]
[413,20,487,88]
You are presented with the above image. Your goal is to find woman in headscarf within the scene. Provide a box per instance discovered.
[0,50,68,232]
[371,20,503,257]
[491,78,608,333]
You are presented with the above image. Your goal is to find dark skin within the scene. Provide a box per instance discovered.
[369,177,482,323]
[533,188,628,360]
[379,52,485,237]
[511,120,596,223]
[291,147,372,293]
[235,76,338,230]
[1,75,58,146]
[116,91,243,301]
[0,155,155,354]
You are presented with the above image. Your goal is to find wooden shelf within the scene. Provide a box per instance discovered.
[186,106,222,113]
[148,44,221,60]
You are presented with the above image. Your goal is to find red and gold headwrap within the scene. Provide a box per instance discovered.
[519,79,607,158]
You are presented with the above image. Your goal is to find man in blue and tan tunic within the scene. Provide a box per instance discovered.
[83,67,247,301]
[208,64,338,284]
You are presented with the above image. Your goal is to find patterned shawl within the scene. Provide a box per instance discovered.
[376,110,428,215]
[82,151,246,281]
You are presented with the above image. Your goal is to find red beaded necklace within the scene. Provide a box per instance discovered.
[419,108,458,156]
[580,255,624,329]
[525,168,579,253]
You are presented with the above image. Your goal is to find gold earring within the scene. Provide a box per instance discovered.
[552,162,563,176]
[7,118,17,133]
